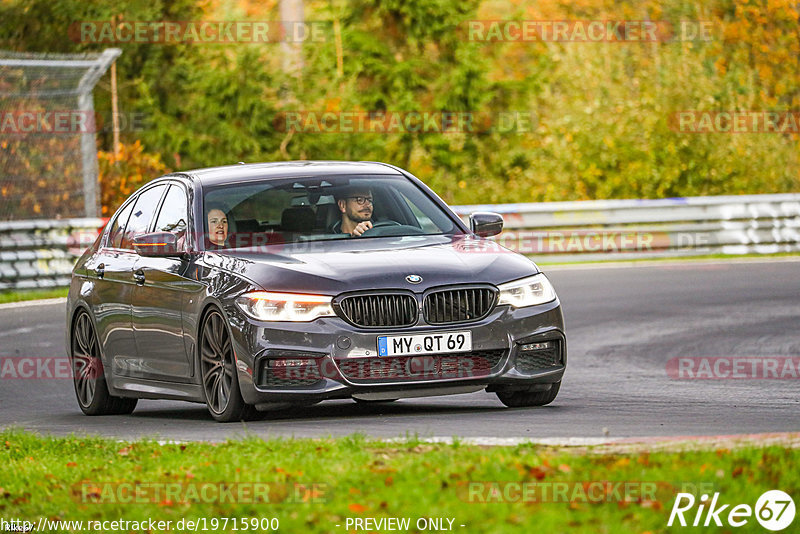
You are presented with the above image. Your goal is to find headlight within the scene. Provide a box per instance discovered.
[497,273,556,308]
[236,291,335,322]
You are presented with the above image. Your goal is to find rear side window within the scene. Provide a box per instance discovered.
[107,201,134,249]
[121,184,168,249]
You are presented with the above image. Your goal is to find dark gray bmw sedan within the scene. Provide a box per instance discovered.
[67,161,566,422]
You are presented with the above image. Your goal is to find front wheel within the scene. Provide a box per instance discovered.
[199,308,259,422]
[70,311,137,415]
[496,382,561,408]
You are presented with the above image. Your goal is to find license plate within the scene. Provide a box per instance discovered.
[377,331,472,357]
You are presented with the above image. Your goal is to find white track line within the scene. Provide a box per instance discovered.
[143,435,800,448]
[410,437,621,446]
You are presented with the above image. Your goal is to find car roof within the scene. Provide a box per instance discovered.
[181,161,404,186]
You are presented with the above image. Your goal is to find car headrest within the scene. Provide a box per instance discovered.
[315,203,341,231]
[236,218,261,233]
[281,206,316,232]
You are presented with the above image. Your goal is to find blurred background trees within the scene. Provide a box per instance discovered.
[1,0,798,213]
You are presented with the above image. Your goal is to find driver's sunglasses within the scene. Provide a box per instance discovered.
[348,196,374,206]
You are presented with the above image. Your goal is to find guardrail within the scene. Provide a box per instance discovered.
[452,193,800,262]
[0,218,104,290]
[1,193,798,290]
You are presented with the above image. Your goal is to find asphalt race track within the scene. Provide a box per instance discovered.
[1,259,798,442]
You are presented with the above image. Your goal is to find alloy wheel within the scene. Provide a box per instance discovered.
[200,310,236,414]
[71,312,102,407]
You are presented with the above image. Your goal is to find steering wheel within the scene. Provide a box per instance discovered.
[371,220,401,229]
[360,220,425,237]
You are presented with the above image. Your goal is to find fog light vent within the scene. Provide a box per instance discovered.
[519,341,553,352]
[516,340,561,373]
[258,351,325,388]
[268,358,316,368]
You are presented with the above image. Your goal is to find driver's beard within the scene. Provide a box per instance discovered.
[348,208,372,223]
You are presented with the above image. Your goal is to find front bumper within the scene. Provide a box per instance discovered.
[227,299,566,407]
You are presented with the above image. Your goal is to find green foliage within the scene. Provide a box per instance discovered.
[1,0,798,209]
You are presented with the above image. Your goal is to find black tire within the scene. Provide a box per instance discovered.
[199,308,260,422]
[70,311,137,415]
[496,382,561,408]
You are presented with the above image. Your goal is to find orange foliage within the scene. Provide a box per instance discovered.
[723,0,800,107]
[98,141,170,216]
[0,135,84,220]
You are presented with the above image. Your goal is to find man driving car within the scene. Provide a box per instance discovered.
[332,187,374,237]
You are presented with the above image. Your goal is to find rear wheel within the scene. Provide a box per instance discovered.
[200,308,259,422]
[496,382,560,408]
[70,311,137,415]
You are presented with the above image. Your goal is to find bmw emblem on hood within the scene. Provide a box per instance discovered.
[405,274,423,284]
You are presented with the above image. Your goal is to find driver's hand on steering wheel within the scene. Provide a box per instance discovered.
[351,220,373,237]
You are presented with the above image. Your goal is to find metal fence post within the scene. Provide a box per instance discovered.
[75,49,122,218]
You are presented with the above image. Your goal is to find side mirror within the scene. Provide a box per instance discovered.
[133,232,181,257]
[469,212,504,237]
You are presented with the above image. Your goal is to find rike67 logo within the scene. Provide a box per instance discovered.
[669,490,795,531]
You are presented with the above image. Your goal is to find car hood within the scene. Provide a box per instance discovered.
[203,234,539,294]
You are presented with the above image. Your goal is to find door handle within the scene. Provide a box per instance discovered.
[133,270,146,285]
[95,263,105,279]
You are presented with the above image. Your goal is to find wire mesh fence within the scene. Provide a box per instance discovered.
[0,49,120,220]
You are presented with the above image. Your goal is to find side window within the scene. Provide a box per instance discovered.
[153,185,188,234]
[152,185,189,250]
[121,184,167,250]
[108,201,134,249]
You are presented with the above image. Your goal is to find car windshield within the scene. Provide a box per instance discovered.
[201,174,462,250]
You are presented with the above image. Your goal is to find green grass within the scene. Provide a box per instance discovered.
[0,287,68,304]
[1,430,797,533]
